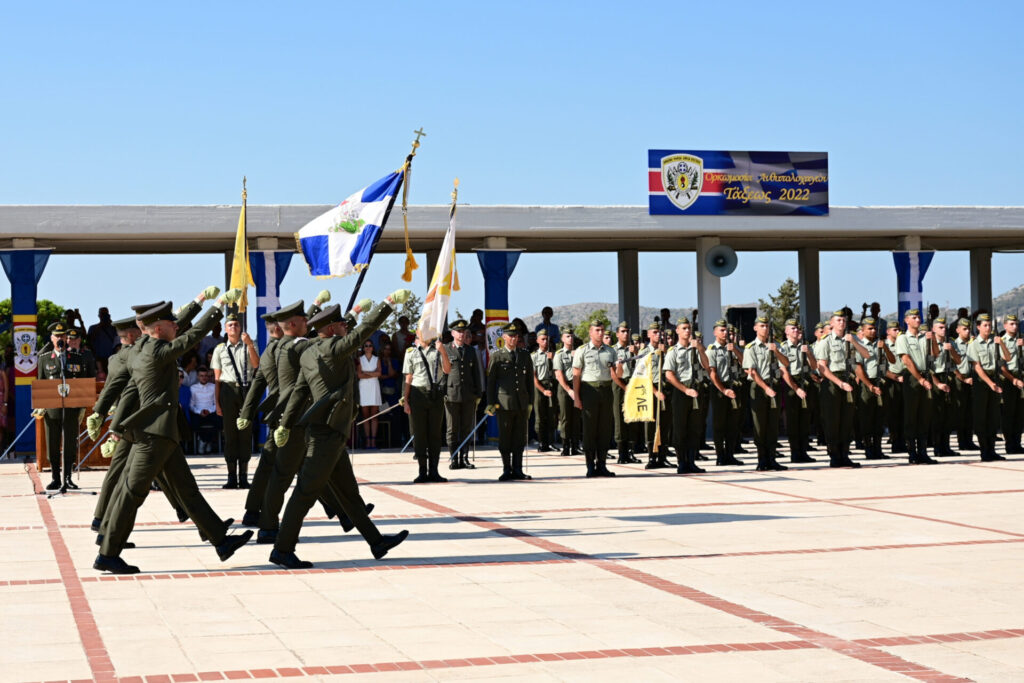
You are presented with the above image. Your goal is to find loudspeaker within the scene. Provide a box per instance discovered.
[704,245,738,277]
[726,307,757,343]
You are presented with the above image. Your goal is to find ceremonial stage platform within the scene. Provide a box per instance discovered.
[2,447,1024,682]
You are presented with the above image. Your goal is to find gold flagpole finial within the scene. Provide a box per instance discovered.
[410,127,426,157]
[451,177,459,204]
[242,175,247,203]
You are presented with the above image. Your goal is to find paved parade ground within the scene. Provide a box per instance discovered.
[2,446,1024,682]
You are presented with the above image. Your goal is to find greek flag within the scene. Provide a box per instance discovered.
[296,169,405,279]
[251,250,293,352]
[893,251,934,324]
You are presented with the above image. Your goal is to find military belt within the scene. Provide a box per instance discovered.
[584,381,612,388]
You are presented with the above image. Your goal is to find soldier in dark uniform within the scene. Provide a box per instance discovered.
[486,323,535,481]
[403,328,452,483]
[553,328,582,455]
[269,298,410,569]
[531,329,557,453]
[443,319,483,470]
[36,321,96,490]
[66,328,97,378]
[611,322,640,464]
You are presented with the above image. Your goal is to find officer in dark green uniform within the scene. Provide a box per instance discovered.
[531,329,557,453]
[67,328,97,379]
[443,319,483,470]
[403,327,451,483]
[572,321,617,477]
[611,322,640,464]
[967,313,1010,461]
[37,321,96,490]
[553,328,581,455]
[742,316,788,471]
[487,322,535,481]
[269,298,410,569]
[95,298,252,574]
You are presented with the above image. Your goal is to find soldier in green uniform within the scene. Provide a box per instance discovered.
[532,329,557,453]
[929,317,959,456]
[553,328,582,456]
[705,319,743,466]
[211,313,259,488]
[663,318,710,474]
[36,322,96,490]
[951,318,978,451]
[852,317,889,460]
[816,311,868,467]
[742,316,788,471]
[998,315,1024,454]
[779,319,817,463]
[572,321,617,477]
[269,297,410,569]
[884,321,907,453]
[403,328,452,483]
[611,322,640,464]
[967,313,1010,461]
[486,322,535,480]
[442,319,483,470]
[94,297,253,574]
[635,322,672,469]
[895,309,938,464]
[807,321,826,452]
[236,311,285,527]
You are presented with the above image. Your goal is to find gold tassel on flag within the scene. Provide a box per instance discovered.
[401,128,425,282]
[230,177,255,311]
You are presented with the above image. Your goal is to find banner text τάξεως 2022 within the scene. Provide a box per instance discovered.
[648,150,828,216]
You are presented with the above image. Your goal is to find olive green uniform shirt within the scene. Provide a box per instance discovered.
[571,342,616,382]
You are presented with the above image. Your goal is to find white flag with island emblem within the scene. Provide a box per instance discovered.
[417,196,460,342]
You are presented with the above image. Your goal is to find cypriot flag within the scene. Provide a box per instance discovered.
[417,180,461,342]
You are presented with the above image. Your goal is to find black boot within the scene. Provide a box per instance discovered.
[917,441,937,464]
[461,451,475,469]
[498,453,515,481]
[512,451,532,480]
[594,453,616,477]
[906,438,918,463]
[449,452,462,470]
[428,455,448,483]
[222,459,238,489]
[238,459,250,489]
[413,457,430,483]
[571,441,584,456]
[560,441,571,456]
[585,453,598,478]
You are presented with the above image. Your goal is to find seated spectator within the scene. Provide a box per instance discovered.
[189,366,219,454]
[177,369,194,453]
[198,322,224,359]
[181,351,199,386]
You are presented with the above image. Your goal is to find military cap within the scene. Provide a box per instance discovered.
[225,312,240,323]
[977,313,992,322]
[274,300,306,321]
[675,317,691,326]
[308,304,342,331]
[814,322,825,330]
[862,317,877,326]
[784,318,799,327]
[831,309,845,318]
[560,326,574,336]
[536,328,549,338]
[48,321,69,335]
[113,315,138,332]
[137,302,176,325]
[934,316,946,324]
[647,321,661,330]
[631,333,641,341]
[616,321,629,330]
[67,328,82,339]
[713,319,728,328]
[887,320,900,329]
[450,319,469,331]
[754,315,769,324]
[905,308,921,317]
[131,301,164,316]
[1006,314,1019,322]
[260,310,279,322]
[958,317,971,328]
[502,322,520,334]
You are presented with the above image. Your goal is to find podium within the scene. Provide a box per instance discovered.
[33,379,108,471]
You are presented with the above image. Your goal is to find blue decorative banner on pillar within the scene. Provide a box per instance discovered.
[893,251,934,326]
[477,250,521,355]
[250,251,293,353]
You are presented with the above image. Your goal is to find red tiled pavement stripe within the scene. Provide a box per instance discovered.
[0,525,45,530]
[26,464,117,683]
[0,577,64,587]
[367,480,970,683]
[966,462,1024,474]
[853,628,1024,648]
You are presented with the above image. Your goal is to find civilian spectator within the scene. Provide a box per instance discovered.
[392,316,415,358]
[198,322,224,359]
[86,307,118,371]
[379,341,402,446]
[181,352,199,386]
[534,306,560,339]
[177,369,194,453]
[63,308,87,336]
[469,309,485,333]
[189,366,219,454]
[357,340,383,448]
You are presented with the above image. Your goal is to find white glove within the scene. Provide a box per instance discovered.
[354,298,372,314]
[218,288,243,306]
[236,418,251,431]
[315,289,332,305]
[273,426,290,447]
[201,285,221,301]
[86,412,104,441]
[32,408,45,417]
[388,289,412,305]
[100,439,117,459]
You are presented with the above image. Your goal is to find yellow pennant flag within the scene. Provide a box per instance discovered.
[230,182,255,311]
[624,353,656,423]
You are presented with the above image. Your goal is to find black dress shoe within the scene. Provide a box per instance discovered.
[216,530,254,561]
[176,508,190,523]
[769,462,789,471]
[95,535,136,549]
[241,511,260,527]
[371,529,409,560]
[498,472,515,481]
[512,471,533,480]
[570,447,584,456]
[93,554,140,574]
[340,503,375,533]
[717,457,744,466]
[269,549,313,569]
[222,480,238,489]
[90,517,102,532]
[428,472,449,483]
[537,444,552,453]
[413,473,430,483]
[256,529,278,544]
[64,479,79,490]
[200,518,234,542]
[45,480,61,491]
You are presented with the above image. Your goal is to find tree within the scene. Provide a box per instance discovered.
[574,308,611,341]
[381,291,423,338]
[0,299,67,350]
[757,278,799,340]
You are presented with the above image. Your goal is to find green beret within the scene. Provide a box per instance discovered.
[138,302,176,325]
[48,321,69,335]
[275,300,306,321]
[675,317,691,326]
[630,333,641,341]
[713,319,727,328]
[862,317,877,326]
[225,312,240,323]
[132,301,164,317]
[887,320,900,329]
[905,308,920,317]
[814,322,825,330]
[647,321,661,330]
[67,328,81,339]
[1006,314,1019,322]
[933,316,946,324]
[958,318,971,328]
[616,321,629,330]
[113,316,138,332]
[755,316,769,324]
[502,322,520,334]
[977,313,992,322]
[450,319,468,331]
[536,328,548,337]
[784,318,799,327]
[308,304,341,331]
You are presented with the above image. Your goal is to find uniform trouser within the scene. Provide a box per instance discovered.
[275,425,381,554]
[445,398,478,457]
[953,377,974,445]
[857,383,884,453]
[497,407,528,462]
[580,382,613,457]
[260,429,309,531]
[886,379,905,446]
[903,381,932,444]
[610,382,636,452]
[711,391,741,457]
[645,401,670,454]
[218,383,253,466]
[94,438,185,522]
[931,375,954,449]
[785,383,810,454]
[44,409,80,481]
[534,384,557,447]
[409,386,444,462]
[696,384,711,445]
[244,435,277,514]
[749,384,779,464]
[973,382,1001,451]
[820,381,855,459]
[557,387,581,446]
[999,375,1023,451]
[670,387,701,454]
[101,435,225,557]
[806,379,821,442]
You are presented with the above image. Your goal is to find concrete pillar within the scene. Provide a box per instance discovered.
[798,248,820,331]
[425,249,440,284]
[617,249,639,330]
[695,237,722,332]
[970,248,993,315]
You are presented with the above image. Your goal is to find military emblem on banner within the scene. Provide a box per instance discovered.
[661,153,704,211]
[13,323,37,378]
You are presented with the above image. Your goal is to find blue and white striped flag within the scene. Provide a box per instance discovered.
[893,251,934,325]
[296,169,405,279]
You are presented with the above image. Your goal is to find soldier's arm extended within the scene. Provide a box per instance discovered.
[747,366,775,397]
[900,353,931,389]
[855,362,881,395]
[153,307,224,367]
[881,342,897,364]
[708,367,734,398]
[572,366,583,408]
[946,342,963,366]
[847,335,871,359]
[974,361,1002,393]
[999,364,1023,386]
[996,335,1012,362]
[816,358,852,391]
[326,301,394,360]
[437,340,452,375]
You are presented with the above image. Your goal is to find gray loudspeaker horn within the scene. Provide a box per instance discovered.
[704,245,738,277]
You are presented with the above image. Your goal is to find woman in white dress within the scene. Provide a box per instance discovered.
[356,341,382,448]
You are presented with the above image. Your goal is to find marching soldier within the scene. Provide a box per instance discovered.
[705,320,743,466]
[967,313,1010,461]
[486,322,534,480]
[443,319,483,470]
[611,322,640,463]
[951,318,978,451]
[895,309,938,464]
[929,317,959,456]
[553,328,582,456]
[779,319,817,463]
[403,329,452,483]
[636,322,672,469]
[663,318,710,474]
[532,329,557,453]
[742,316,787,471]
[884,320,907,453]
[815,311,868,468]
[999,314,1024,454]
[572,321,617,477]
[211,313,259,488]
[852,317,889,460]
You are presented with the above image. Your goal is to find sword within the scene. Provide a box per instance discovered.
[2,417,42,460]
[453,413,490,457]
[355,401,402,426]
[400,435,414,453]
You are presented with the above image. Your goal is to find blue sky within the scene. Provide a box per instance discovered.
[2,2,1022,328]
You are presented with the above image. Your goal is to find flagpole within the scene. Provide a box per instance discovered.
[241,176,248,324]
[345,129,424,312]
